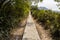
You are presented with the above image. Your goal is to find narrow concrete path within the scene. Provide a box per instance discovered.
[22,12,40,40]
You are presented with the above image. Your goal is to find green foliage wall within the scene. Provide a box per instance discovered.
[31,7,60,40]
[0,0,30,40]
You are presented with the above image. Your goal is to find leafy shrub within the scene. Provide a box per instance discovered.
[0,0,30,40]
[31,7,60,40]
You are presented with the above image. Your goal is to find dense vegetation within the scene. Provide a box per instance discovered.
[0,0,30,40]
[55,0,60,2]
[0,0,60,40]
[31,6,60,40]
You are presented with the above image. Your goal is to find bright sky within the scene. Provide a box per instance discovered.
[32,0,60,11]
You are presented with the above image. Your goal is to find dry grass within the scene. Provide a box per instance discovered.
[10,19,27,40]
[36,23,52,40]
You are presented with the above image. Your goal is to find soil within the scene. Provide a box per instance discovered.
[36,22,52,40]
[10,19,27,40]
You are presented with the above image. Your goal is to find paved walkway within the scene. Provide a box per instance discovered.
[22,12,40,40]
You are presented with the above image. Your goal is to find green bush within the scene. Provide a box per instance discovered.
[0,0,30,40]
[31,7,60,40]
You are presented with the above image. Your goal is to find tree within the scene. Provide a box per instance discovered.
[55,0,60,2]
[40,0,43,2]
[0,0,30,40]
[55,0,60,9]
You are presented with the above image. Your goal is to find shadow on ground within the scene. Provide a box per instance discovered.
[9,19,27,40]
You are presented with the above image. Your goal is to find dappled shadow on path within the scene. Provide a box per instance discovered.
[10,35,23,40]
[9,19,27,40]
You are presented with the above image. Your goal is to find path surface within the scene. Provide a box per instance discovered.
[22,12,40,40]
